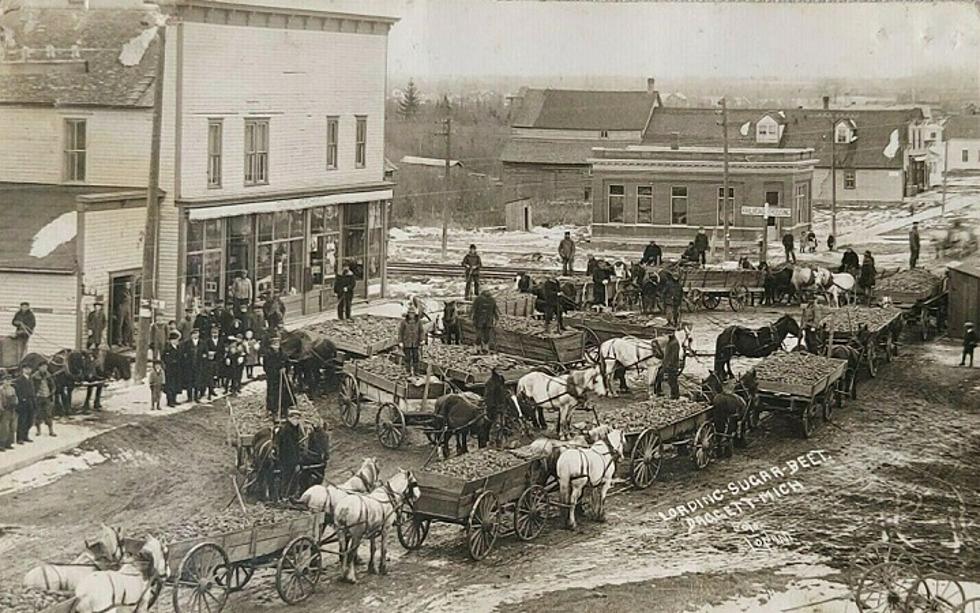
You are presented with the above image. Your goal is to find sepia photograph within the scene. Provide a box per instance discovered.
[0,0,978,611]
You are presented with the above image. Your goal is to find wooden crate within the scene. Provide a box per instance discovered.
[414,460,541,521]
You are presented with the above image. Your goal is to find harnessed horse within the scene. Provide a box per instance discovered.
[556,429,625,530]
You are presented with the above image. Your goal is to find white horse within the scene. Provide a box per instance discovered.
[599,326,692,397]
[299,457,380,514]
[72,535,168,613]
[515,366,608,439]
[826,273,856,307]
[333,469,420,584]
[557,429,625,530]
[24,525,125,593]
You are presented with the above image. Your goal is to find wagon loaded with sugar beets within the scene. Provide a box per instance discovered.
[305,315,400,358]
[596,396,737,489]
[418,343,542,388]
[459,314,601,370]
[338,354,450,449]
[397,447,552,561]
[874,268,947,341]
[226,393,321,471]
[752,351,847,438]
[565,311,675,345]
[817,306,904,377]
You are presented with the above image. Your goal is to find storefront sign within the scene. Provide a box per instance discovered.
[186,190,393,221]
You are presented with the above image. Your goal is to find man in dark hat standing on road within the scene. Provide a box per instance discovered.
[13,365,37,444]
[86,300,106,350]
[263,334,294,419]
[162,330,182,407]
[462,244,482,300]
[181,328,205,402]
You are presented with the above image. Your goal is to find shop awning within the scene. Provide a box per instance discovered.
[186,189,393,221]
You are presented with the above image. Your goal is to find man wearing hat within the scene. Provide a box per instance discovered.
[263,334,294,418]
[178,307,195,342]
[203,326,224,400]
[398,308,425,375]
[0,371,18,450]
[961,323,978,368]
[11,302,36,362]
[194,304,213,336]
[461,244,482,300]
[334,263,356,320]
[13,364,37,444]
[86,300,106,350]
[162,330,183,407]
[180,328,206,402]
[116,281,135,347]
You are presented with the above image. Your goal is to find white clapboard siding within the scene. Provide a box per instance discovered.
[0,272,78,353]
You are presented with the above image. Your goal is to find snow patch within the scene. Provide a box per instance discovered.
[883,129,900,159]
[0,449,107,497]
[118,26,157,67]
[740,121,751,136]
[30,212,77,258]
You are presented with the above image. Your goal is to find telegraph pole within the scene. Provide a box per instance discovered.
[830,110,838,241]
[438,116,452,259]
[941,136,949,215]
[720,97,731,260]
[134,25,167,382]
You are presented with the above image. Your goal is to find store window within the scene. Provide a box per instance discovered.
[343,203,367,281]
[255,210,305,298]
[367,201,384,278]
[186,218,224,308]
[225,215,254,294]
[607,184,625,223]
[310,205,340,286]
[671,186,688,225]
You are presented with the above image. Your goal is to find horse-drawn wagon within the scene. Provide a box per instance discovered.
[565,311,675,344]
[752,351,847,438]
[679,266,766,312]
[304,315,399,358]
[818,306,904,377]
[397,447,551,561]
[459,314,600,369]
[875,268,947,341]
[596,397,733,489]
[338,355,449,449]
[418,343,542,388]
[226,393,321,471]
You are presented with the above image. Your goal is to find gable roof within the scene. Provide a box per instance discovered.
[642,107,923,169]
[510,88,660,131]
[0,8,160,108]
[945,115,980,140]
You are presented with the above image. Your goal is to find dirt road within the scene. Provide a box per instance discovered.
[1,328,976,612]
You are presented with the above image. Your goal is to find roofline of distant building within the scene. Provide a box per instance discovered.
[164,0,400,25]
[0,266,76,275]
[0,101,153,110]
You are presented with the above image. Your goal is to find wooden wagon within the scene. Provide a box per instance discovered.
[417,345,543,389]
[876,270,948,341]
[459,317,600,369]
[338,357,448,449]
[396,453,551,561]
[305,315,400,358]
[819,307,904,377]
[678,267,766,312]
[565,312,675,344]
[753,353,848,438]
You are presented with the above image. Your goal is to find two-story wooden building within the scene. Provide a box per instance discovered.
[0,2,396,350]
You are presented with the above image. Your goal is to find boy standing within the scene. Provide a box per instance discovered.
[961,322,978,367]
[148,361,165,411]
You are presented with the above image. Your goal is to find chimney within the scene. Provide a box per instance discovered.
[822,96,830,110]
[670,132,680,150]
[647,77,656,94]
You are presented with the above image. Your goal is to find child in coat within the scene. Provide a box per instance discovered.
[149,361,165,411]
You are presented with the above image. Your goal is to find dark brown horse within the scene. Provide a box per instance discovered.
[247,421,330,501]
[714,315,800,380]
[433,392,489,458]
[280,330,337,396]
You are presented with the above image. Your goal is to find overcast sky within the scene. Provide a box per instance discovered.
[319,0,978,81]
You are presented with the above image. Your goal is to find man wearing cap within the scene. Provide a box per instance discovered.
[398,308,426,375]
[961,322,978,368]
[0,372,18,450]
[334,264,356,320]
[230,270,253,314]
[86,301,107,350]
[162,330,182,407]
[462,244,482,300]
[180,328,206,402]
[11,302,36,362]
[694,227,710,265]
[13,365,37,444]
[263,334,294,418]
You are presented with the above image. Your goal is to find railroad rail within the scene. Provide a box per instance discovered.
[387,261,569,280]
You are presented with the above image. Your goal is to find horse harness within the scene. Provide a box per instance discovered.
[568,433,621,488]
[88,564,161,613]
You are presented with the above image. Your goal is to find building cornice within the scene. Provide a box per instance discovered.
[172,1,398,35]
[589,158,818,174]
[176,181,395,208]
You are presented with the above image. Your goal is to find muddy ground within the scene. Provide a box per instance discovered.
[1,310,977,612]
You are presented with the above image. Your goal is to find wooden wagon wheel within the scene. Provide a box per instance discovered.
[582,328,602,366]
[691,422,715,470]
[214,562,254,593]
[275,535,322,605]
[514,484,548,541]
[906,573,966,612]
[729,284,750,312]
[800,399,819,439]
[338,374,361,427]
[396,503,430,551]
[848,542,914,593]
[467,491,500,561]
[701,292,722,310]
[172,542,230,613]
[375,402,407,449]
[629,429,663,489]
[855,562,919,612]
[866,342,879,378]
[685,289,702,313]
[957,597,980,613]
[822,389,835,422]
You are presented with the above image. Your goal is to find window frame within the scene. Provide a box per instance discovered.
[835,121,853,144]
[843,169,856,190]
[670,185,688,225]
[63,118,87,183]
[636,185,653,224]
[716,186,735,227]
[963,149,970,163]
[355,115,367,169]
[207,119,223,188]
[244,118,270,186]
[607,184,625,223]
[756,116,778,143]
[326,116,339,170]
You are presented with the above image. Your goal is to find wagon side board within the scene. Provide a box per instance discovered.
[414,460,544,521]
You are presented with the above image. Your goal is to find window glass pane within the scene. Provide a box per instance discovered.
[290,209,305,238]
[637,186,653,223]
[368,254,382,278]
[75,121,86,149]
[289,239,305,294]
[272,243,289,295]
[187,220,204,253]
[76,153,86,182]
[256,243,273,298]
[609,185,625,196]
[310,207,325,234]
[274,210,291,240]
[204,219,222,250]
[204,251,222,306]
[185,253,203,307]
[345,203,367,227]
[258,213,273,243]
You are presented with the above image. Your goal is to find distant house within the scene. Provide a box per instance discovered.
[642,102,926,205]
[944,114,980,173]
[500,79,661,202]
[399,156,463,169]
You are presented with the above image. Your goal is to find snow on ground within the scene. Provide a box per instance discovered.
[30,211,76,258]
[0,448,108,496]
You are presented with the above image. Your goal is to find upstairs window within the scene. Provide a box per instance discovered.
[962,149,970,163]
[671,186,688,225]
[637,186,653,224]
[607,185,625,223]
[756,116,779,144]
[326,116,339,170]
[244,118,269,186]
[355,116,367,168]
[835,121,854,144]
[844,169,856,190]
[717,186,734,226]
[207,119,222,188]
[64,119,86,182]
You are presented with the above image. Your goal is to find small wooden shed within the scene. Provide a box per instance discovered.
[505,198,533,232]
[948,262,980,339]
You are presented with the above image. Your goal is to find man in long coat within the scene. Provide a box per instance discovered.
[86,301,107,349]
[263,335,294,418]
[471,290,499,354]
[558,232,576,276]
[180,328,206,402]
[162,331,182,407]
[13,365,37,444]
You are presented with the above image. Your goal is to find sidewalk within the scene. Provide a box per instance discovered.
[0,421,108,478]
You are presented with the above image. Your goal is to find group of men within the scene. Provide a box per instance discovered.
[0,363,56,449]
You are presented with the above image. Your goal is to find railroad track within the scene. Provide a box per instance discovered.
[387,261,575,280]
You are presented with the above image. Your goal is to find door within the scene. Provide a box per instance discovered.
[108,270,141,348]
[765,191,780,236]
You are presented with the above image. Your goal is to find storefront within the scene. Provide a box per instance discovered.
[179,191,391,318]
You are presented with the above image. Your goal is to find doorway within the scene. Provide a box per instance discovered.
[765,190,780,236]
[108,270,141,349]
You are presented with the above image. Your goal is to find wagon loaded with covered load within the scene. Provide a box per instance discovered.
[753,351,847,438]
[459,314,600,369]
[818,306,904,377]
[875,268,947,340]
[397,447,551,561]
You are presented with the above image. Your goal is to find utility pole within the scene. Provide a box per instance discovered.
[720,97,731,261]
[830,109,838,241]
[941,135,949,215]
[438,116,452,259]
[134,25,167,382]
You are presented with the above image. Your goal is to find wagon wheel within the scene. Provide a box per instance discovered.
[702,293,722,310]
[906,573,966,612]
[957,597,980,613]
[729,284,750,312]
[396,503,430,551]
[172,542,230,613]
[685,289,702,313]
[848,542,914,593]
[375,402,407,449]
[514,484,548,541]
[855,562,919,612]
[467,491,500,561]
[275,536,322,605]
[629,429,663,489]
[338,374,361,427]
[866,342,879,378]
[214,562,254,593]
[822,389,835,422]
[691,422,715,470]
[800,400,819,439]
[919,309,930,341]
[582,328,602,366]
